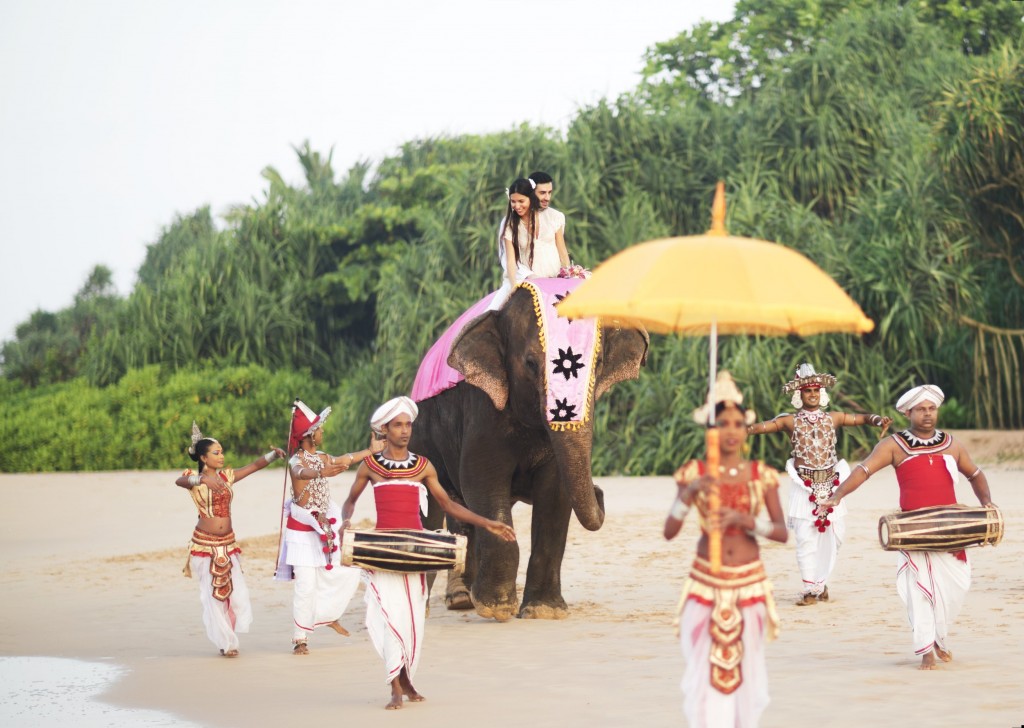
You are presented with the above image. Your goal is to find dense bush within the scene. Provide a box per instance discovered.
[0,365,340,472]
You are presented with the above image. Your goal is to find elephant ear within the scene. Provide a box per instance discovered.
[449,311,509,410]
[595,324,650,401]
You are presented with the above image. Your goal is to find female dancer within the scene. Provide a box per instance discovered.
[664,372,788,727]
[492,177,571,308]
[177,422,286,657]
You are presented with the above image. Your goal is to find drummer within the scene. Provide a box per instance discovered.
[823,385,995,670]
[341,396,516,710]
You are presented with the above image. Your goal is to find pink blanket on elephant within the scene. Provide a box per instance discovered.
[411,279,599,430]
[411,291,498,402]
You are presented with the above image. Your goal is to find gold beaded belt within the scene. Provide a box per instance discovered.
[797,466,837,485]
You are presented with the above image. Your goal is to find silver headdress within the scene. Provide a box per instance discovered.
[188,421,204,456]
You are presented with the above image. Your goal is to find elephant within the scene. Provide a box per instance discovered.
[410,279,649,621]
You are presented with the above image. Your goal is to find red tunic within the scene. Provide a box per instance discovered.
[373,483,424,529]
[896,455,957,511]
[895,451,966,561]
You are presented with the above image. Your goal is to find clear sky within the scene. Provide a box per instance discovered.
[0,0,735,343]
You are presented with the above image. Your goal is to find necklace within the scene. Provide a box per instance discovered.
[719,464,741,477]
[902,429,945,447]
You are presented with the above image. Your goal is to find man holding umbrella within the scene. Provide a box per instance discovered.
[748,363,892,605]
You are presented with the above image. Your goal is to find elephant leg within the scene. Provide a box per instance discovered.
[520,460,572,619]
[444,515,475,610]
[458,456,519,622]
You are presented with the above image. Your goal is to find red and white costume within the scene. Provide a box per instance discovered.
[275,449,361,643]
[674,460,781,728]
[361,452,432,685]
[892,430,971,658]
[182,470,253,653]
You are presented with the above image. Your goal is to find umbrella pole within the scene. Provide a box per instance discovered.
[706,321,722,574]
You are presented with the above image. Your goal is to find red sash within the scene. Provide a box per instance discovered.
[286,516,316,532]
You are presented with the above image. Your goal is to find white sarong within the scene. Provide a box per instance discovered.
[679,600,770,728]
[786,458,850,596]
[363,570,428,684]
[896,550,971,656]
[277,501,361,640]
[291,565,361,641]
[191,553,252,652]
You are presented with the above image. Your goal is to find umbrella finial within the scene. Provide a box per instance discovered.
[708,181,727,236]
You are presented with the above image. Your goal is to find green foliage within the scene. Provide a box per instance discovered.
[0,365,335,472]
[640,0,1023,104]
[1,266,121,386]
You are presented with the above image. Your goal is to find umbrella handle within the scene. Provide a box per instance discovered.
[705,427,722,574]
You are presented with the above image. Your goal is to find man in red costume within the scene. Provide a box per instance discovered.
[825,385,994,669]
[342,396,516,709]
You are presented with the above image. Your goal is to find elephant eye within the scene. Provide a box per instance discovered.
[525,357,540,376]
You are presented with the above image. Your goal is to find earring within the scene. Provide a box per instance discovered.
[742,441,752,457]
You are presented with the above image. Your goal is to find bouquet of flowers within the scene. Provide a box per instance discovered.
[557,263,591,280]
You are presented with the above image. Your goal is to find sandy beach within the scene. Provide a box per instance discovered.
[2,431,1022,727]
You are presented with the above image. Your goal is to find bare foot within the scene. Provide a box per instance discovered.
[934,645,953,663]
[818,586,829,602]
[399,670,426,702]
[219,648,239,658]
[292,641,309,655]
[385,694,403,710]
[795,593,817,607]
[919,651,937,670]
[328,621,350,637]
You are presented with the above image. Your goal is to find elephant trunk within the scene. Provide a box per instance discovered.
[550,426,604,531]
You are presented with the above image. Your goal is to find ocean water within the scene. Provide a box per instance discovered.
[0,657,205,727]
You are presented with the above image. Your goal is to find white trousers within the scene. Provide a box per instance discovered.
[292,564,361,641]
[363,570,428,685]
[192,554,252,652]
[786,459,849,596]
[896,550,971,656]
[679,600,770,728]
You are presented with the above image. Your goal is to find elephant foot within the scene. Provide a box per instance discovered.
[474,601,518,622]
[444,586,474,611]
[519,601,569,620]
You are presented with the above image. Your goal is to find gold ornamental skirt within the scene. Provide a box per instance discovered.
[676,557,779,694]
[184,528,241,602]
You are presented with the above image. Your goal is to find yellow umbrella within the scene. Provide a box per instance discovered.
[557,185,874,337]
[557,182,874,571]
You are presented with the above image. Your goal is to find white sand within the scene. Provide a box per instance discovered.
[1,450,1022,727]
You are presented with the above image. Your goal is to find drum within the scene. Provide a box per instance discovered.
[878,504,1004,552]
[340,528,467,574]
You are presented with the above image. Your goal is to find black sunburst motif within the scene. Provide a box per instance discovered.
[551,346,585,380]
[550,398,578,421]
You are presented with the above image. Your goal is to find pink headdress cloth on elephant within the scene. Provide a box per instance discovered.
[895,385,944,415]
[371,396,419,434]
[411,278,599,431]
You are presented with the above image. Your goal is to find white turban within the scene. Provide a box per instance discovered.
[896,385,945,415]
[370,396,419,434]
